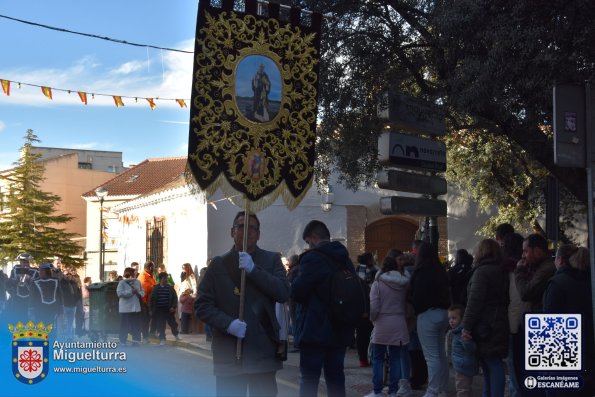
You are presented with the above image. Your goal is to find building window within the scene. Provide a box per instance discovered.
[78,162,92,170]
[146,218,165,266]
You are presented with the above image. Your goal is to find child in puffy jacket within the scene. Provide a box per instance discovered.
[448,304,479,397]
[179,288,195,334]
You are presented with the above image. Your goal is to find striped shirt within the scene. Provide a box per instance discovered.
[154,285,170,308]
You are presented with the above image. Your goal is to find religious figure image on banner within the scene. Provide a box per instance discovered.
[244,150,266,180]
[235,55,281,123]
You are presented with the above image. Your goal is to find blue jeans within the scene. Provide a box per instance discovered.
[372,343,410,394]
[417,308,449,396]
[299,345,346,397]
[63,306,76,341]
[480,356,505,397]
[507,333,522,397]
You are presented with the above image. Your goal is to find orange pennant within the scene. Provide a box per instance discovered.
[78,91,88,105]
[113,96,125,107]
[1,80,9,96]
[176,99,187,108]
[146,98,156,110]
[41,86,53,100]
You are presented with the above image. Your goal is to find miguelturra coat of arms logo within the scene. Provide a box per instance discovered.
[9,321,52,385]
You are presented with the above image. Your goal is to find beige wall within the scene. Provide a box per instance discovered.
[1,154,118,250]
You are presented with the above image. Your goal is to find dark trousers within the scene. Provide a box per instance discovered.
[355,318,373,362]
[180,312,191,334]
[299,345,346,397]
[215,371,277,397]
[140,304,151,340]
[153,307,178,340]
[119,312,141,344]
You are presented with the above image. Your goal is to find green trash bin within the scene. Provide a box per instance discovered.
[87,281,120,341]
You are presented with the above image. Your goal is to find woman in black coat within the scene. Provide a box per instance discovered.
[462,239,509,397]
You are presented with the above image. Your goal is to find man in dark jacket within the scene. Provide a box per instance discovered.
[195,211,289,397]
[291,220,356,397]
[515,234,555,312]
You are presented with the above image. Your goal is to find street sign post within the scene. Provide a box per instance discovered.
[377,170,447,195]
[378,132,446,172]
[379,196,447,217]
[378,91,446,136]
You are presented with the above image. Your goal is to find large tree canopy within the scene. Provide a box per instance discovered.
[302,0,595,235]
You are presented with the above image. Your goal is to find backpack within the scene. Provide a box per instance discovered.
[309,250,369,326]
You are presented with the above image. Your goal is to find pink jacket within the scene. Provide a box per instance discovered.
[370,270,411,346]
[179,293,195,314]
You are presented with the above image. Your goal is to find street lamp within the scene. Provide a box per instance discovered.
[95,187,108,281]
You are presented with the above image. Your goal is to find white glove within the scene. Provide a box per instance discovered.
[239,252,255,273]
[226,319,247,338]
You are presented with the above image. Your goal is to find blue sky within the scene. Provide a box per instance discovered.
[0,1,199,169]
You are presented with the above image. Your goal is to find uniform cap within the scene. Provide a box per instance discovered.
[16,252,33,261]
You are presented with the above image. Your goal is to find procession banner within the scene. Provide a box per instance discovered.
[187,0,322,211]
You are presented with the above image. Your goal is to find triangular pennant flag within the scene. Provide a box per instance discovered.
[41,86,53,100]
[176,99,187,108]
[146,98,156,110]
[78,91,88,105]
[113,96,125,107]
[1,80,10,96]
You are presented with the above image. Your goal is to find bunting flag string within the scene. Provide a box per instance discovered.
[0,77,190,109]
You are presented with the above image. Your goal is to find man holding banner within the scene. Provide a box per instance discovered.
[195,211,290,397]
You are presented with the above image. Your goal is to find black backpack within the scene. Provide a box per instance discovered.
[308,250,369,326]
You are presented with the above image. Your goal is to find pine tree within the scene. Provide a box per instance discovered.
[0,130,84,267]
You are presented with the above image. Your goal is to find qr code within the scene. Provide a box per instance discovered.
[525,314,581,370]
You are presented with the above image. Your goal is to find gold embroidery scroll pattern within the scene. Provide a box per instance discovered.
[190,10,318,197]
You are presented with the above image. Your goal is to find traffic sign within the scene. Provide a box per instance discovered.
[378,91,446,136]
[377,170,447,195]
[380,196,447,216]
[378,132,447,172]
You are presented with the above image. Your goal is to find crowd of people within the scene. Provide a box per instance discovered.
[1,254,89,341]
[0,253,207,348]
[1,218,593,397]
[193,216,594,397]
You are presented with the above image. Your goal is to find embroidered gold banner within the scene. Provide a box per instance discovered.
[187,0,322,211]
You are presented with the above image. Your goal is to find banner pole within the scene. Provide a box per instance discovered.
[236,197,249,361]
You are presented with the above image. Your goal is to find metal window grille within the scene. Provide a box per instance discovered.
[146,218,165,266]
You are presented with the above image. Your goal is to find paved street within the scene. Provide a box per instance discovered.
[160,332,490,397]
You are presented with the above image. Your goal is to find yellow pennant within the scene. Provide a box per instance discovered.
[1,79,9,96]
[176,99,187,108]
[113,96,125,107]
[41,86,53,100]
[146,98,156,110]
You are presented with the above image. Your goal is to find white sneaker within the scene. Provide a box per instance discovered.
[363,392,384,397]
[396,379,413,397]
[159,340,165,346]
[175,335,182,341]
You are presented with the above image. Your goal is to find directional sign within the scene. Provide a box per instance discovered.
[378,91,446,136]
[380,196,447,217]
[377,170,447,195]
[378,132,447,172]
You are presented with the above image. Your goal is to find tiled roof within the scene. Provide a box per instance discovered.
[82,157,188,198]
